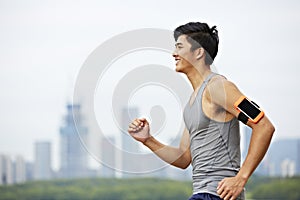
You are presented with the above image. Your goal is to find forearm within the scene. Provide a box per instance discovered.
[238,118,275,181]
[143,136,190,169]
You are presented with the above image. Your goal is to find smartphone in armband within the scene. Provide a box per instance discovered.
[234,96,264,124]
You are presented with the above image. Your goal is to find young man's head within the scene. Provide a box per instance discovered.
[173,22,219,69]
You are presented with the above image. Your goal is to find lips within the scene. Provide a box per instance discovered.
[174,57,181,65]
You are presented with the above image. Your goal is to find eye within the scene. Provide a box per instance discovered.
[175,43,183,49]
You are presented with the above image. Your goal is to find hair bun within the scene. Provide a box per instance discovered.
[210,25,219,44]
[210,25,218,35]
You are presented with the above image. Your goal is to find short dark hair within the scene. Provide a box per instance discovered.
[174,22,219,65]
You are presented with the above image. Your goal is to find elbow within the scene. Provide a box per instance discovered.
[264,121,275,139]
[172,156,191,169]
[270,124,275,135]
[257,117,275,136]
[267,121,275,135]
[180,162,190,169]
[173,149,191,169]
[179,156,191,169]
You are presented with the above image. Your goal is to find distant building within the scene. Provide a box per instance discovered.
[120,107,140,177]
[59,103,90,178]
[34,141,52,180]
[14,155,26,184]
[281,159,295,177]
[268,138,300,177]
[242,135,300,177]
[25,162,34,181]
[100,136,116,177]
[0,155,13,185]
[297,139,300,175]
[121,107,139,152]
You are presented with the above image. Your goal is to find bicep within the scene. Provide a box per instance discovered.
[211,79,273,129]
[211,79,244,118]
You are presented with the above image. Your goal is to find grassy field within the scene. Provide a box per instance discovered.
[0,176,299,200]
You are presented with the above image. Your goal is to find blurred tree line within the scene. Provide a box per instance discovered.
[0,176,299,200]
[0,178,191,200]
[246,176,300,200]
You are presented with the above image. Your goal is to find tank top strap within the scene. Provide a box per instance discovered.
[198,72,217,94]
[203,72,217,85]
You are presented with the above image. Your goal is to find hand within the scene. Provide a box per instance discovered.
[128,118,150,144]
[217,175,247,200]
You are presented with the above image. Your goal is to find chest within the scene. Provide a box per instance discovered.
[184,87,230,133]
[188,87,224,119]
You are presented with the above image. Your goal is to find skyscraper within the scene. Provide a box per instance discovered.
[268,138,300,176]
[100,136,116,177]
[0,155,13,185]
[120,107,140,177]
[121,107,139,154]
[297,139,300,175]
[14,155,26,184]
[25,162,34,182]
[59,103,89,178]
[34,141,52,180]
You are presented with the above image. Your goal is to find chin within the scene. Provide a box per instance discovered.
[175,66,185,73]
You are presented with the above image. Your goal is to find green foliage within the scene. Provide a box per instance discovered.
[2,176,299,200]
[246,176,300,200]
[0,178,192,200]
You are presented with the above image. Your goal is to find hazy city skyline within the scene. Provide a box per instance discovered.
[1,0,300,170]
[1,102,193,184]
[2,125,299,186]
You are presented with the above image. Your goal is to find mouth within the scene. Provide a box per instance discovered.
[175,58,181,65]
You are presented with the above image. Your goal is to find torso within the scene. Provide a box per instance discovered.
[183,72,244,199]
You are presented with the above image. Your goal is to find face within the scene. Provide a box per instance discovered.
[172,35,198,73]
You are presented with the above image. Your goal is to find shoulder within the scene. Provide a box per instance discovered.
[207,74,243,107]
[208,74,238,92]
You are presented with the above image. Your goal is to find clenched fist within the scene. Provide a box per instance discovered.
[128,118,151,144]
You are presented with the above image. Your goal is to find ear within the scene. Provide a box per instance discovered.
[196,47,205,60]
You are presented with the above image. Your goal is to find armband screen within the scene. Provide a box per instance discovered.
[234,96,264,123]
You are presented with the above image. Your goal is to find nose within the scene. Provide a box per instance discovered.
[172,49,178,58]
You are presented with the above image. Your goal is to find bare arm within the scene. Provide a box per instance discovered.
[208,79,275,200]
[217,116,274,200]
[128,118,191,169]
[236,116,274,180]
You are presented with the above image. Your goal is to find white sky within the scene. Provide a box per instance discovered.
[1,0,300,169]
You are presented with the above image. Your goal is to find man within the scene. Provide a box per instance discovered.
[128,22,275,200]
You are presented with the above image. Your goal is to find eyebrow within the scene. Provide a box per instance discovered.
[175,42,183,47]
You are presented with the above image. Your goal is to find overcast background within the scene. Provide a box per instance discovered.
[1,0,299,170]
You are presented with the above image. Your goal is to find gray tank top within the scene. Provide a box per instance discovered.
[183,73,245,199]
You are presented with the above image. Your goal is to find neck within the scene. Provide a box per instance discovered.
[186,65,212,90]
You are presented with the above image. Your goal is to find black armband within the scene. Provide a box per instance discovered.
[238,112,248,125]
